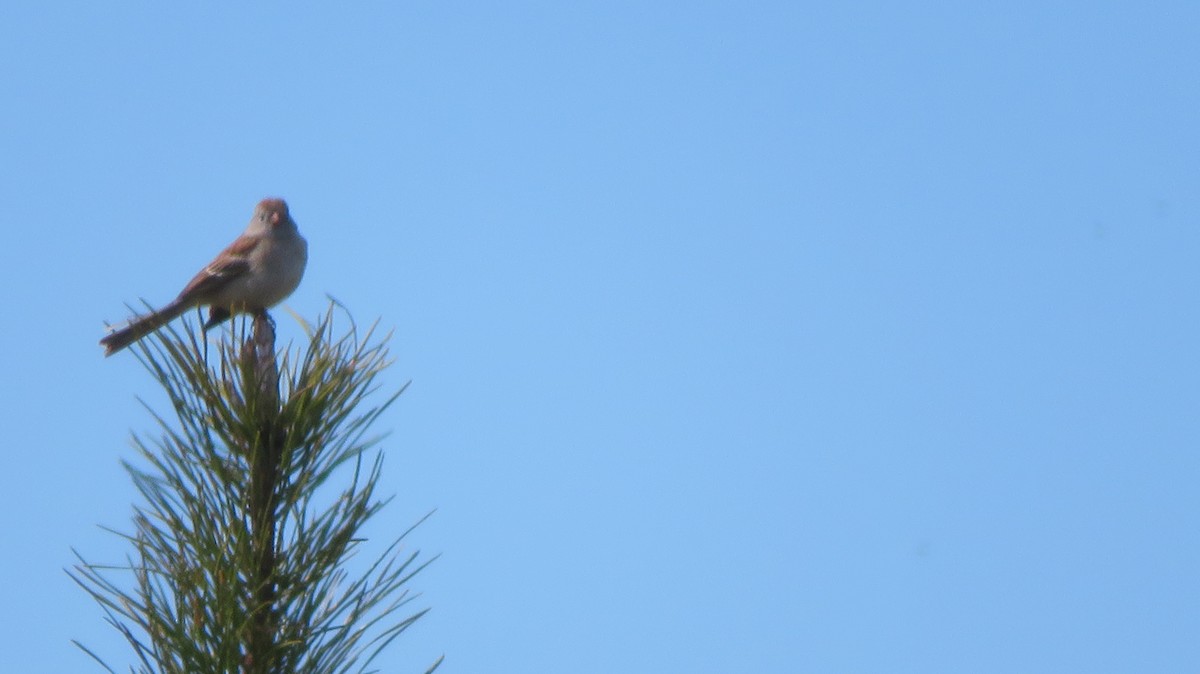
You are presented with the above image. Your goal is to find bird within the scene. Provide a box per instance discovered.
[100,198,308,357]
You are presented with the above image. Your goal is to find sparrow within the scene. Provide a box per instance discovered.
[101,198,308,356]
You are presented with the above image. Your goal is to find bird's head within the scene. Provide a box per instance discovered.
[255,198,290,227]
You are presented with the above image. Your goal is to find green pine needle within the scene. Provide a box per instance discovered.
[69,302,439,673]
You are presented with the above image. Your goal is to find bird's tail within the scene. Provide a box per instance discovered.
[100,300,189,357]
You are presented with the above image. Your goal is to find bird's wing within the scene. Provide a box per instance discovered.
[176,233,258,302]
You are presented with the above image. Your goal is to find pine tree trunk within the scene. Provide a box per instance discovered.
[244,311,282,674]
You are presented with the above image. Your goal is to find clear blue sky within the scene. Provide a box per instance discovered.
[1,3,1197,672]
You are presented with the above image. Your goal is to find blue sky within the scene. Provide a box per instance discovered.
[1,2,1197,672]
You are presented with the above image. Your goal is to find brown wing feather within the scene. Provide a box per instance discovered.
[176,235,258,302]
